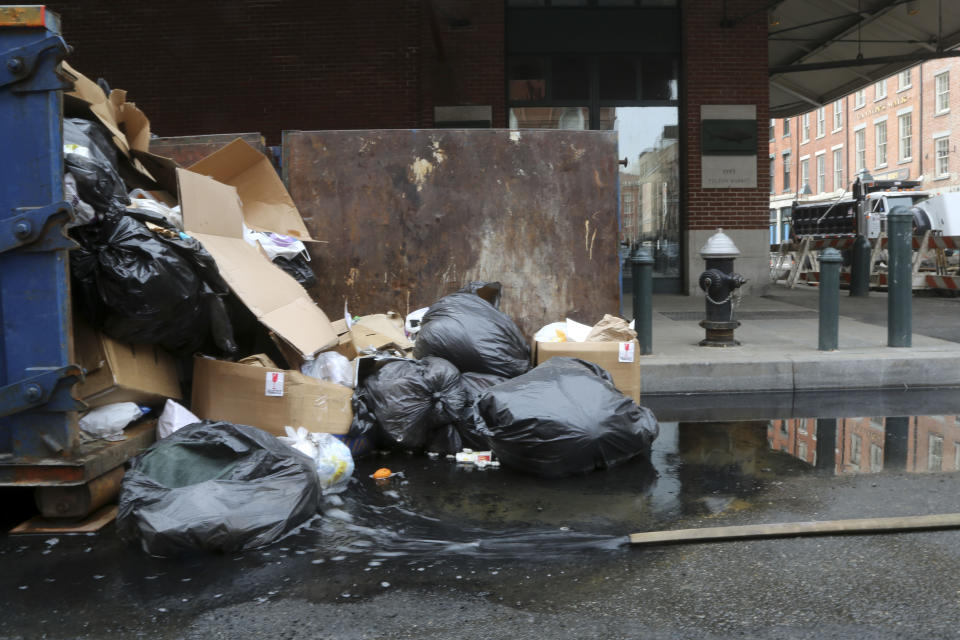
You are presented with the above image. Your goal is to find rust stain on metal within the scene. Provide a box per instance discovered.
[283,129,619,336]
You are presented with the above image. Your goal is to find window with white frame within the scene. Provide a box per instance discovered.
[875,79,887,101]
[816,107,825,138]
[955,442,960,471]
[854,90,865,108]
[875,120,887,166]
[898,69,911,91]
[899,113,913,160]
[936,72,950,113]
[929,434,944,471]
[769,119,775,141]
[816,154,825,193]
[855,128,866,173]
[800,157,810,191]
[798,440,808,461]
[851,433,862,466]
[833,100,843,130]
[770,156,775,192]
[833,149,844,190]
[801,113,810,142]
[783,118,791,136]
[870,444,883,472]
[936,136,950,177]
[782,151,791,191]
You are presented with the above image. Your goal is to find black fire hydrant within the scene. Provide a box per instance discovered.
[698,228,746,347]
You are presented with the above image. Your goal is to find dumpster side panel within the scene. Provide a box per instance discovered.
[0,23,76,457]
[283,129,620,336]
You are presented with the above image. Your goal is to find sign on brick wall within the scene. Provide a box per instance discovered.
[701,105,757,188]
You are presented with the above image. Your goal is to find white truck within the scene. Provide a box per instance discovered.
[914,192,960,237]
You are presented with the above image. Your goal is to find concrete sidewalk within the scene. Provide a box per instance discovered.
[628,284,960,394]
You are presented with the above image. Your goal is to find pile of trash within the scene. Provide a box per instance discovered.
[59,65,658,556]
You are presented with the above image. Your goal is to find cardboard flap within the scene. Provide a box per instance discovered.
[351,314,413,351]
[189,138,315,241]
[179,169,245,238]
[178,168,336,356]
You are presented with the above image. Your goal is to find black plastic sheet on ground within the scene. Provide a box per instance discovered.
[478,357,660,478]
[116,421,320,556]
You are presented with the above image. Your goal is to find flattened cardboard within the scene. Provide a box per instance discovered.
[191,357,352,436]
[178,168,337,356]
[73,319,182,408]
[188,138,314,240]
[534,340,641,401]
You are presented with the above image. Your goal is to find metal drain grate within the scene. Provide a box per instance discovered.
[658,310,819,321]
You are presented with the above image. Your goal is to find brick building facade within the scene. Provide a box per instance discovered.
[769,58,960,244]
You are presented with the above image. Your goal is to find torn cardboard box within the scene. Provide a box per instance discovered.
[188,138,314,241]
[533,340,640,401]
[177,167,337,356]
[191,356,353,437]
[351,313,413,353]
[73,319,182,409]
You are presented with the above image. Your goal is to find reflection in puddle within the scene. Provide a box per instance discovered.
[769,414,960,474]
[279,391,960,562]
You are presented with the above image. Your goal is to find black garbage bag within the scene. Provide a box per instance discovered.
[63,118,129,215]
[349,356,467,453]
[478,357,659,478]
[70,211,237,356]
[273,255,317,288]
[116,421,320,556]
[456,372,505,449]
[413,287,531,378]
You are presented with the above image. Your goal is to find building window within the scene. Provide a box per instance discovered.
[816,154,825,193]
[899,113,913,161]
[800,157,810,192]
[851,433,862,466]
[783,151,791,191]
[783,118,791,136]
[898,69,911,91]
[833,100,843,131]
[936,72,950,114]
[779,421,789,437]
[816,107,825,138]
[798,440,808,461]
[870,444,883,472]
[955,443,960,471]
[801,113,810,142]
[833,149,844,191]
[875,79,887,101]
[770,156,775,193]
[937,137,950,177]
[875,120,887,166]
[929,434,944,471]
[854,90,865,109]
[855,129,866,173]
[770,118,775,141]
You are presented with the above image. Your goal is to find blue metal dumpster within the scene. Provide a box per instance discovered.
[0,6,152,517]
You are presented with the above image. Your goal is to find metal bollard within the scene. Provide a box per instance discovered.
[818,247,842,350]
[887,206,912,347]
[849,234,871,297]
[631,247,654,355]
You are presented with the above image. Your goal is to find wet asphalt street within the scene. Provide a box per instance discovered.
[7,411,960,639]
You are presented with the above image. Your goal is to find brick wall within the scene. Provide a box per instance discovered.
[48,0,505,145]
[682,0,769,231]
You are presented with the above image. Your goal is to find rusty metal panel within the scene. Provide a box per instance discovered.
[283,129,620,337]
[149,133,265,167]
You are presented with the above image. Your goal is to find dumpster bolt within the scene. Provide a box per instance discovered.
[6,56,24,74]
[13,219,31,239]
[23,384,42,403]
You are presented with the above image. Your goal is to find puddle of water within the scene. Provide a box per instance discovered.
[282,388,960,562]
